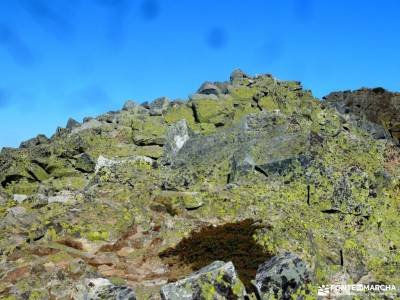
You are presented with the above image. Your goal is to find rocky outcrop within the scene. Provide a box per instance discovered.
[19,134,50,149]
[255,252,311,300]
[160,261,247,300]
[122,100,139,111]
[162,110,311,189]
[66,118,81,130]
[0,70,400,299]
[148,97,170,116]
[324,88,400,142]
[74,153,96,173]
[163,119,193,164]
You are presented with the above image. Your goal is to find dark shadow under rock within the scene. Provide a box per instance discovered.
[159,219,272,291]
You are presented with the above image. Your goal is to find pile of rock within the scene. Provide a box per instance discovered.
[324,87,400,142]
[75,252,311,300]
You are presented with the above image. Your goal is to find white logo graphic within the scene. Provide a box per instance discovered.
[317,284,398,297]
[317,285,330,296]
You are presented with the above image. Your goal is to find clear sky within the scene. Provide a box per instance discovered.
[0,0,399,148]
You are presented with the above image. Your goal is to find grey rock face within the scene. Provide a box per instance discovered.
[122,100,139,111]
[48,190,76,204]
[66,118,81,130]
[19,134,50,148]
[0,191,6,205]
[75,153,96,173]
[160,261,247,300]
[324,88,400,143]
[133,135,166,146]
[72,119,103,134]
[229,152,255,183]
[230,69,248,82]
[197,82,220,96]
[189,93,219,101]
[1,206,33,230]
[164,111,310,188]
[83,116,94,123]
[163,119,192,163]
[72,278,136,300]
[358,119,387,139]
[149,97,170,116]
[328,169,370,215]
[8,206,27,217]
[255,252,311,300]
[13,194,28,203]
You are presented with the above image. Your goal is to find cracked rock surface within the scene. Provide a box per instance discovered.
[0,70,400,299]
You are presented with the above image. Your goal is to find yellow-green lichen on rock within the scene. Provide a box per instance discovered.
[1,69,400,299]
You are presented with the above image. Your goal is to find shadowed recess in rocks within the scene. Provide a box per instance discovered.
[159,219,272,291]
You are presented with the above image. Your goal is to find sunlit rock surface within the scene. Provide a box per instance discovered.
[0,70,400,299]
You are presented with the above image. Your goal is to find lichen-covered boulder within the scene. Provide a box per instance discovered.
[324,87,400,143]
[255,252,311,300]
[191,97,231,125]
[122,99,139,111]
[163,119,192,163]
[197,82,221,96]
[164,101,196,125]
[72,278,137,300]
[149,96,170,116]
[1,70,400,299]
[74,153,96,173]
[19,134,50,148]
[71,118,103,134]
[230,69,248,82]
[160,261,247,300]
[181,192,203,210]
[132,115,167,146]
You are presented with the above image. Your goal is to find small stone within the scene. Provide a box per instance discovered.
[97,264,116,277]
[72,278,136,300]
[8,206,26,216]
[48,191,75,204]
[116,247,135,257]
[13,194,28,203]
[181,192,203,210]
[88,253,119,266]
[95,155,153,173]
[29,195,49,209]
[67,259,87,276]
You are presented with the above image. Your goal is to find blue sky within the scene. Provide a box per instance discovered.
[0,0,399,148]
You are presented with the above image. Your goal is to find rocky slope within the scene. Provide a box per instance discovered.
[0,70,399,299]
[324,87,400,143]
